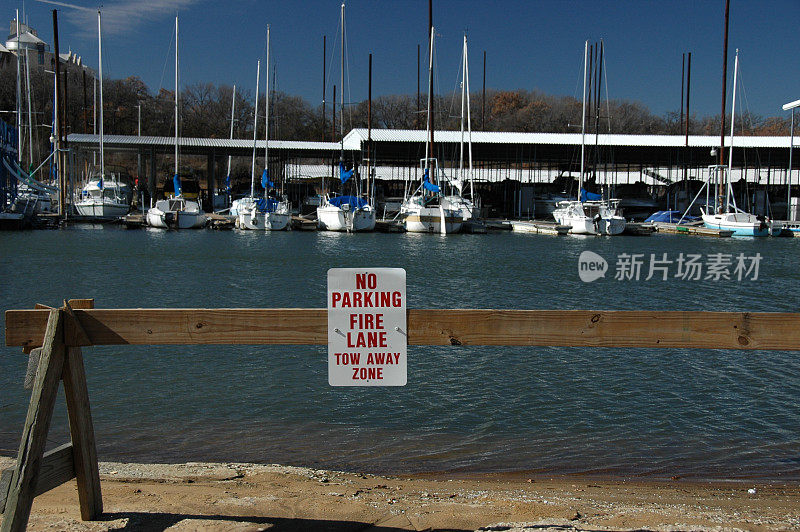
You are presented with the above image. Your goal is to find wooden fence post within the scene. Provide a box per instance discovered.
[62,300,102,520]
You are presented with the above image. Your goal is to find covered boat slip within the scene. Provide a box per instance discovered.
[66,131,800,200]
[65,134,344,213]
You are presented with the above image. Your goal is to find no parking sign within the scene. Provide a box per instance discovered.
[327,268,407,386]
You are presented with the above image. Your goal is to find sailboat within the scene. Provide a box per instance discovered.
[75,10,129,218]
[220,83,235,211]
[147,16,206,229]
[5,12,57,218]
[317,2,376,232]
[235,26,290,231]
[552,41,625,236]
[700,50,779,237]
[400,26,462,234]
[441,34,479,222]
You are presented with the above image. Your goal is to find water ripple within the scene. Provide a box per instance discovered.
[1,228,799,478]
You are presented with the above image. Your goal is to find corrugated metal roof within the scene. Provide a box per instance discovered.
[67,134,347,151]
[68,131,795,153]
[342,128,792,150]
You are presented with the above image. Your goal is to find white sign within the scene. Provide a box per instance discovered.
[327,268,407,386]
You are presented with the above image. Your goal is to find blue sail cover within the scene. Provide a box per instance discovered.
[173,174,182,197]
[644,210,699,223]
[339,162,354,184]
[98,176,103,190]
[261,169,274,189]
[328,195,368,209]
[581,188,602,201]
[225,174,231,193]
[422,169,440,193]
[255,198,279,213]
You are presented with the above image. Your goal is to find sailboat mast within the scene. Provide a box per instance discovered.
[251,60,260,198]
[726,49,739,213]
[425,26,434,172]
[718,0,730,212]
[789,107,796,220]
[264,25,270,199]
[579,40,588,201]
[15,12,21,164]
[340,2,345,163]
[97,10,105,182]
[25,36,33,168]
[460,35,465,182]
[465,36,473,201]
[52,9,63,212]
[368,52,372,203]
[428,1,434,162]
[174,15,179,178]
[227,85,235,178]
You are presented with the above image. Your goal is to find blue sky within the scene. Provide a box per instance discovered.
[9,0,800,119]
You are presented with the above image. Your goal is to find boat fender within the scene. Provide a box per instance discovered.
[593,213,601,228]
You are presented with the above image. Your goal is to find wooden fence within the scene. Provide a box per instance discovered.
[2,299,800,531]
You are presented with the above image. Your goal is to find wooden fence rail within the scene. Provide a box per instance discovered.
[3,302,800,531]
[6,308,800,350]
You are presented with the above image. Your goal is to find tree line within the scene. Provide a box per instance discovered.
[0,68,793,165]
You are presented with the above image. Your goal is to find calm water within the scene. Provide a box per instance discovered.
[1,227,799,480]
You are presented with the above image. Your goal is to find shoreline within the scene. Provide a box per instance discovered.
[2,457,798,531]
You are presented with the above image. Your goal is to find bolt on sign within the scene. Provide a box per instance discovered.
[327,268,407,386]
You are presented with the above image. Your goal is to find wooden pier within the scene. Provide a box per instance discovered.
[121,213,147,228]
[461,219,488,234]
[510,220,569,235]
[623,222,656,236]
[485,219,513,231]
[206,212,234,230]
[290,215,318,231]
[374,219,404,232]
[652,222,733,237]
[3,299,800,530]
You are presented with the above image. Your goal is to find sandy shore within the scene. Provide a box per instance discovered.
[1,457,799,531]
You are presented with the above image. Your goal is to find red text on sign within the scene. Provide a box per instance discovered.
[334,352,360,365]
[349,313,384,329]
[347,331,387,348]
[330,291,402,308]
[352,366,383,380]
[355,273,378,289]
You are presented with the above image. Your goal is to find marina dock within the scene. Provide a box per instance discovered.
[652,222,733,237]
[510,220,569,235]
[21,211,800,240]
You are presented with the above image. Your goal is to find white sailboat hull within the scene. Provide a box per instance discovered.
[401,200,462,233]
[236,211,290,230]
[147,198,206,229]
[317,205,376,232]
[552,200,625,235]
[701,212,774,237]
[75,199,129,218]
[441,195,477,221]
[11,191,53,215]
[231,196,291,230]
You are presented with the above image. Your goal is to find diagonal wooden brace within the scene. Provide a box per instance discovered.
[1,309,66,532]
